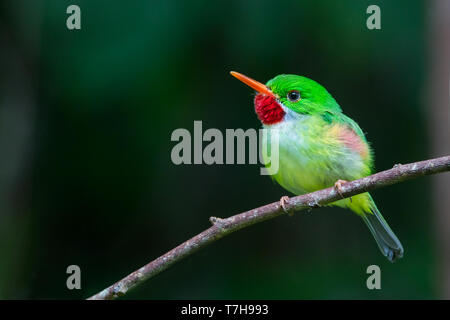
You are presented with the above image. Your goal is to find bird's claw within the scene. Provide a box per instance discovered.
[280,196,294,216]
[334,179,351,201]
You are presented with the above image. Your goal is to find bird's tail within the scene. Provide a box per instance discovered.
[361,195,404,262]
[333,192,404,262]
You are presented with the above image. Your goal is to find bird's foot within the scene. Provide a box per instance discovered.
[334,179,351,202]
[280,196,294,216]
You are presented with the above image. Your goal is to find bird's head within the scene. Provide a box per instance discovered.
[231,71,341,125]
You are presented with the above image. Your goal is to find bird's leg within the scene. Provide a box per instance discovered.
[280,196,294,216]
[334,179,351,202]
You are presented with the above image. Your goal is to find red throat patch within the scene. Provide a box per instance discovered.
[254,94,285,125]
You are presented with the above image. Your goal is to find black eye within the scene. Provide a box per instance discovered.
[287,90,301,102]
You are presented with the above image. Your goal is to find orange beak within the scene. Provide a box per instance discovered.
[230,71,276,98]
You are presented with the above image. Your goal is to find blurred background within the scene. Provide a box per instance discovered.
[0,0,449,299]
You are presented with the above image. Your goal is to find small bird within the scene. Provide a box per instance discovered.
[231,71,403,262]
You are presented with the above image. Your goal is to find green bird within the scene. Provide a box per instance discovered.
[231,71,403,262]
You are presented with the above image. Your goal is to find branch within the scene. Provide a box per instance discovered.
[88,155,450,300]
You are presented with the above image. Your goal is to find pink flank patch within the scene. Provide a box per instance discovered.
[339,127,369,158]
[254,94,285,125]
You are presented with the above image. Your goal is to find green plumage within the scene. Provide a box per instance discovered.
[262,74,403,262]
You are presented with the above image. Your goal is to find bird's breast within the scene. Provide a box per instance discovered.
[263,117,367,195]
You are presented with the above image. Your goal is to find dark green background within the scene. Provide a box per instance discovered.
[0,0,438,299]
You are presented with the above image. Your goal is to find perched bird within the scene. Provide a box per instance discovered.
[230,71,403,262]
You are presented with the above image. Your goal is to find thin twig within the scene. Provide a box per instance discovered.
[88,155,450,300]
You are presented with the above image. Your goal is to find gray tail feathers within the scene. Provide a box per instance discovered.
[362,203,404,263]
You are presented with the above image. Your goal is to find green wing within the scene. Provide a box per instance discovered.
[322,110,374,169]
[322,111,366,142]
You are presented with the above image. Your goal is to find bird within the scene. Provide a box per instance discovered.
[230,71,404,262]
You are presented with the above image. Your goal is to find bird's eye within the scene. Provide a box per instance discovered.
[287,90,301,102]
